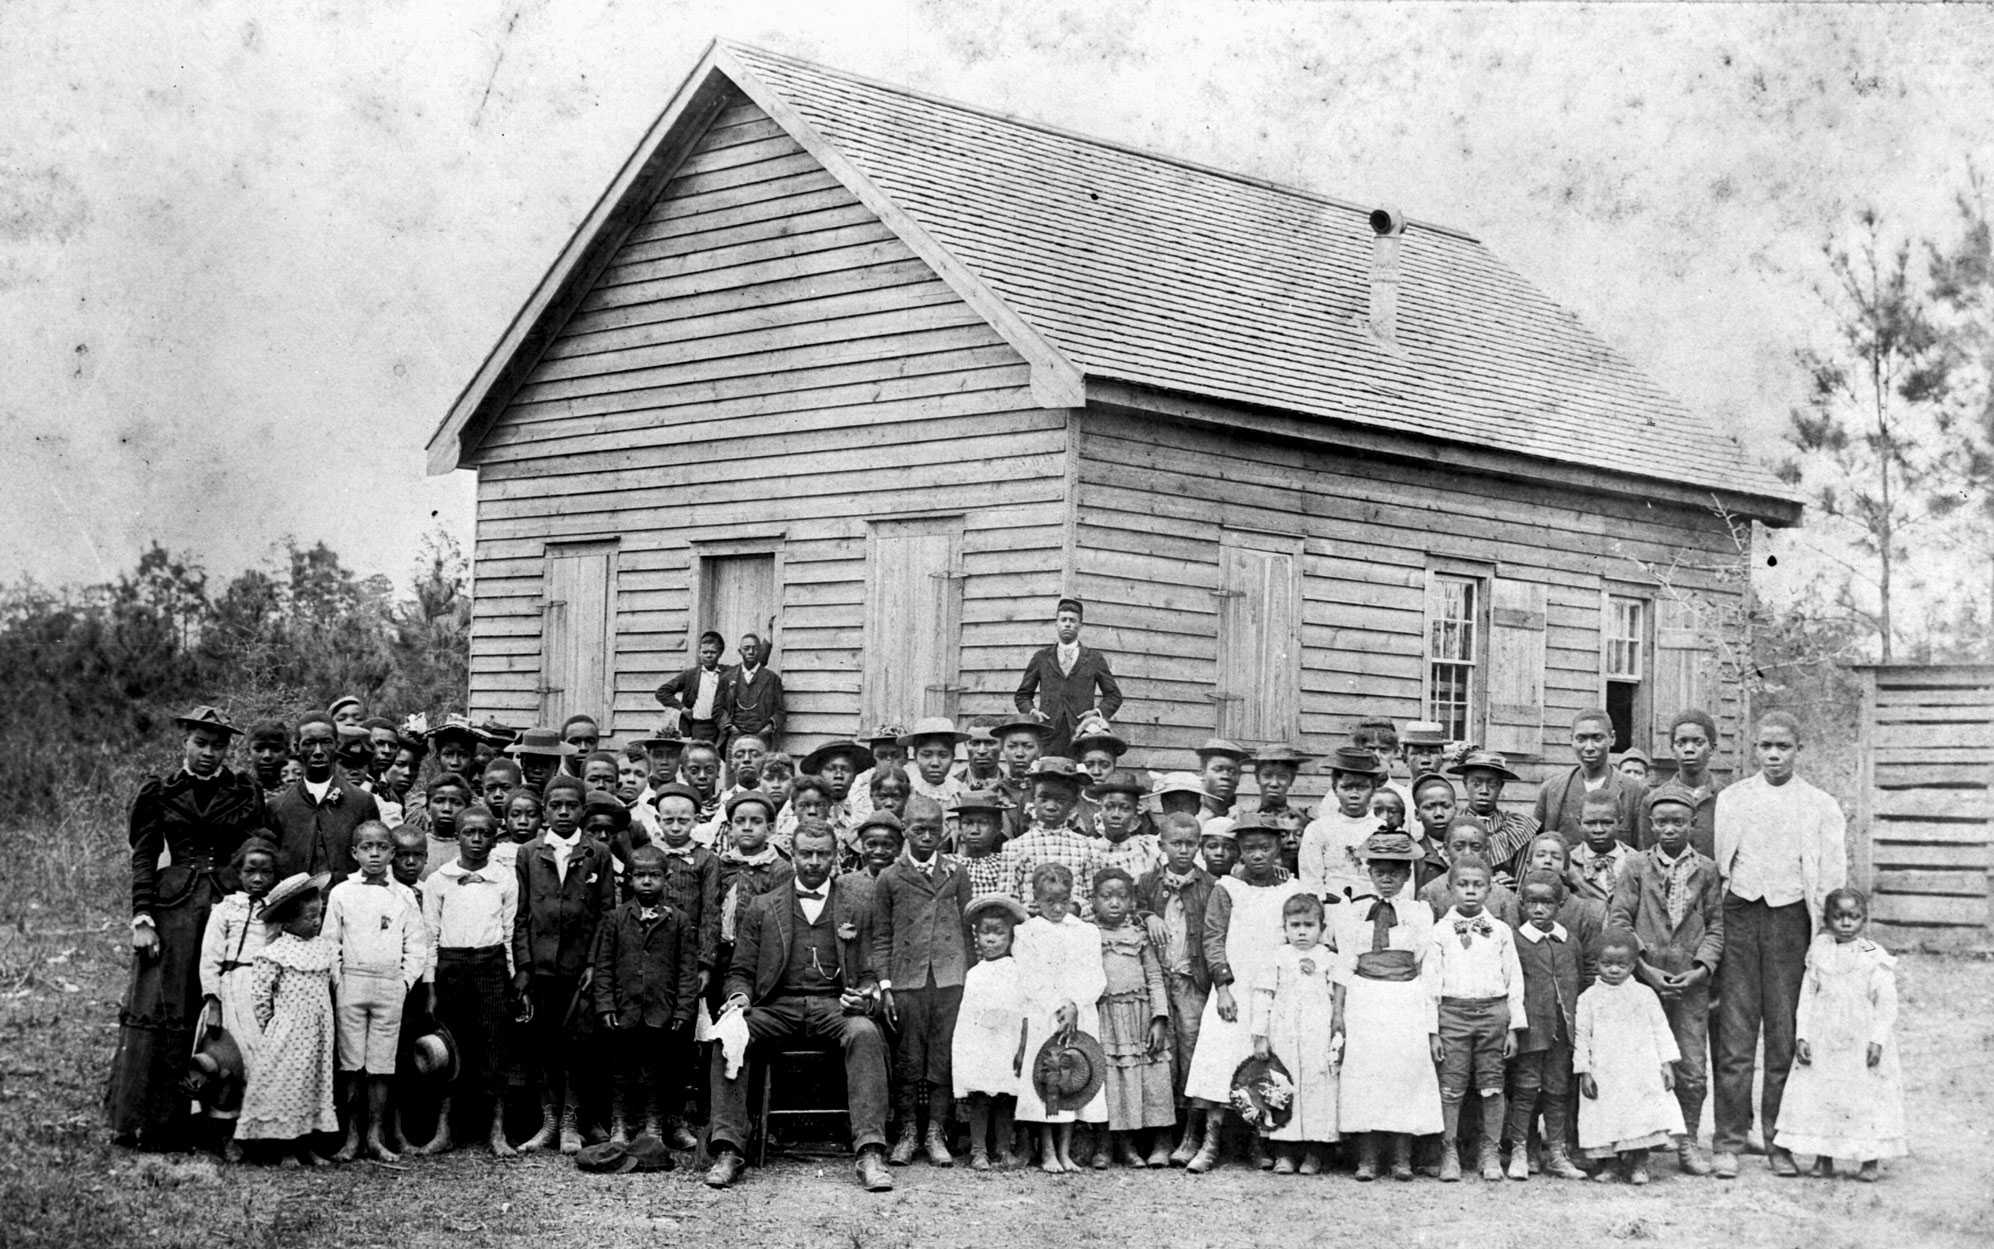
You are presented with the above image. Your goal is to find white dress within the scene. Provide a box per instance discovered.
[1250,943,1339,1142]
[1331,894,1442,1134]
[1775,935,1908,1160]
[1573,977,1685,1155]
[953,955,1028,1099]
[1012,914,1108,1124]
[197,892,270,1081]
[1184,875,1308,1105]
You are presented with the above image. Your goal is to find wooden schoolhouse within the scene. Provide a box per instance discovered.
[429,40,1801,803]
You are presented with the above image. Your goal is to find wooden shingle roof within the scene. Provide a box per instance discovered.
[432,40,1798,521]
[723,44,1794,516]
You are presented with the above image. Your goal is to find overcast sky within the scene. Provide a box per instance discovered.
[4,0,1989,610]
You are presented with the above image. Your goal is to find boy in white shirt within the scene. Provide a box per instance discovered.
[1423,855,1526,1182]
[323,821,425,1163]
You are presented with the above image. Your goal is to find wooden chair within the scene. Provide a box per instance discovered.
[749,1044,850,1166]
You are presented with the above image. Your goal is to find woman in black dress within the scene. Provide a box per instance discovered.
[105,706,270,1148]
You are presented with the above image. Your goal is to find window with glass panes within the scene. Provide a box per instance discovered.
[1426,573,1480,741]
[1604,595,1646,751]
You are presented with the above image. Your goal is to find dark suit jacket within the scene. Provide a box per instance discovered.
[511,834,617,980]
[1014,644,1123,753]
[717,664,785,745]
[725,876,878,1007]
[1533,767,1644,848]
[1135,866,1217,993]
[655,663,725,721]
[266,775,380,880]
[591,900,700,1030]
[869,854,972,990]
[1608,846,1726,977]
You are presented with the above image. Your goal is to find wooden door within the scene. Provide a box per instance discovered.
[1215,533,1302,747]
[540,542,617,726]
[702,553,778,661]
[864,517,964,727]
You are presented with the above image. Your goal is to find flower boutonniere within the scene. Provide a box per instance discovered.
[324,784,344,809]
[836,922,859,942]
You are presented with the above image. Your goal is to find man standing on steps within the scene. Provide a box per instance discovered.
[657,631,728,744]
[718,632,785,756]
[1014,596,1123,758]
[702,820,895,1192]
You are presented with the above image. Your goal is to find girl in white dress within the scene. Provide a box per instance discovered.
[1251,891,1340,1174]
[1775,889,1907,1181]
[1182,818,1307,1172]
[1575,930,1684,1184]
[1332,830,1441,1181]
[954,893,1031,1170]
[196,837,281,1157]
[1012,863,1107,1173]
[236,874,340,1166]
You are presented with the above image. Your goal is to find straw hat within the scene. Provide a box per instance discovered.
[1230,1053,1297,1133]
[1032,1031,1107,1115]
[897,716,969,748]
[1449,750,1522,783]
[505,727,578,758]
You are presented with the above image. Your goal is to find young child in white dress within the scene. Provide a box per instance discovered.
[1575,929,1684,1184]
[236,873,340,1166]
[1251,891,1340,1174]
[1181,818,1308,1173]
[1012,863,1107,1173]
[954,893,1031,1170]
[196,836,281,1159]
[1775,888,1907,1181]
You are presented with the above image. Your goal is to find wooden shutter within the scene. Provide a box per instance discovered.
[1216,536,1301,746]
[540,542,616,725]
[863,518,964,726]
[1650,596,1716,743]
[1485,577,1546,756]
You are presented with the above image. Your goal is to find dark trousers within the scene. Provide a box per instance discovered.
[1438,997,1511,1103]
[612,1024,684,1111]
[1662,980,1712,1130]
[891,984,963,1117]
[709,995,889,1156]
[1505,1041,1573,1150]
[525,974,584,1100]
[684,719,720,743]
[434,948,516,1102]
[1713,896,1809,1154]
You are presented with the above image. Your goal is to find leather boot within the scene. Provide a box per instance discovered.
[924,1123,954,1167]
[1390,1133,1416,1182]
[1676,1135,1713,1176]
[1185,1111,1226,1174]
[559,1098,584,1155]
[888,1120,920,1166]
[856,1146,895,1191]
[1168,1112,1201,1167]
[1354,1133,1380,1182]
[519,1094,559,1153]
[1542,1144,1588,1179]
[608,1093,632,1146]
[1438,1102,1463,1182]
[1478,1094,1506,1180]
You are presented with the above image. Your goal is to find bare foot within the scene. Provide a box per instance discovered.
[279,1154,301,1170]
[1060,1153,1083,1173]
[490,1134,518,1160]
[222,1140,244,1165]
[300,1146,328,1167]
[1039,1157,1064,1175]
[366,1136,401,1164]
[333,1131,363,1164]
[417,1134,453,1156]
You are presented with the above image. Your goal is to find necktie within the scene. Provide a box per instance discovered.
[456,872,484,886]
[796,888,825,900]
[1365,900,1396,952]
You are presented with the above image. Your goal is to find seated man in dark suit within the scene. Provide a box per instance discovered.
[717,632,785,755]
[702,820,894,1192]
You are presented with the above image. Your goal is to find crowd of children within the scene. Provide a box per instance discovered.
[108,612,1905,1198]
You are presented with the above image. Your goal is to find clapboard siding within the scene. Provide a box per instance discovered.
[1073,408,1748,808]
[464,93,1063,746]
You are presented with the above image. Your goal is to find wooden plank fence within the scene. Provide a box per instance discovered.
[1856,663,1994,949]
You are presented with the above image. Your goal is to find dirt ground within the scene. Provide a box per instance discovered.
[4,916,1991,1249]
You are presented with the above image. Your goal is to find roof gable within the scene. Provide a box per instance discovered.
[432,39,1798,523]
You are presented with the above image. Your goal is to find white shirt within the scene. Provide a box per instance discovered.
[305,776,334,805]
[692,668,721,720]
[1715,772,1847,927]
[1298,809,1378,901]
[794,876,830,925]
[420,857,518,979]
[544,828,581,882]
[1423,907,1527,1024]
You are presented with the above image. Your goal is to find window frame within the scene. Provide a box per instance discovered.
[1423,560,1491,744]
[1601,586,1655,754]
